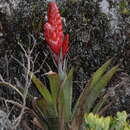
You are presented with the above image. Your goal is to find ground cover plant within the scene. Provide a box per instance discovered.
[85,111,130,130]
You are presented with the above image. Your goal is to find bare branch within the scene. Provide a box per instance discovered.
[0,74,5,82]
[0,34,48,129]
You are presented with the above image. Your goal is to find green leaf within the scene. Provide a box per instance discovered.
[92,94,108,114]
[73,58,112,116]
[36,98,56,118]
[47,72,60,105]
[33,98,49,129]
[85,65,119,113]
[60,67,74,121]
[35,98,59,130]
[90,58,112,88]
[30,72,52,103]
[72,60,118,128]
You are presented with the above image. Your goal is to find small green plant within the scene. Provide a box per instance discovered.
[119,0,130,15]
[85,111,130,130]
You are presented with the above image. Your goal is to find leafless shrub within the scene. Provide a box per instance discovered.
[0,34,49,129]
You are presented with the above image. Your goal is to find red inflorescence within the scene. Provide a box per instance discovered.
[44,2,69,61]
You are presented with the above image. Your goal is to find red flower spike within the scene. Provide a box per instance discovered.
[62,34,69,58]
[44,2,69,62]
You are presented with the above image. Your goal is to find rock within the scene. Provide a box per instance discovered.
[107,72,130,116]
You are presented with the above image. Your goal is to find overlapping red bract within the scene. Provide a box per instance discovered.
[44,2,69,60]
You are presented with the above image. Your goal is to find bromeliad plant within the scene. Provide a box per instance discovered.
[0,1,119,130]
[27,2,119,130]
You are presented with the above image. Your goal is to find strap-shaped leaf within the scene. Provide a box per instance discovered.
[90,58,112,88]
[32,98,49,129]
[92,94,108,114]
[60,67,74,121]
[72,59,114,118]
[35,98,56,118]
[35,98,60,130]
[47,72,60,115]
[30,72,52,103]
[72,61,118,129]
[85,65,119,113]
